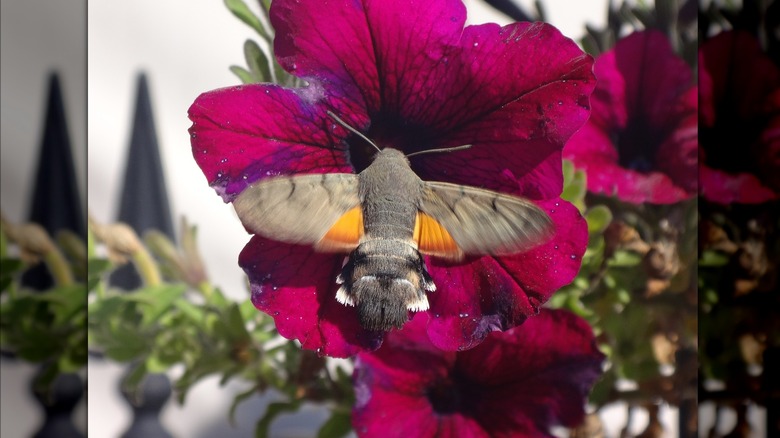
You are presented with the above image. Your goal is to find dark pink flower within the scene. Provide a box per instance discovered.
[699,30,780,204]
[352,308,605,437]
[563,30,697,204]
[189,0,593,357]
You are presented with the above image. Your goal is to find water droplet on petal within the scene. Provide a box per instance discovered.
[558,101,563,105]
[554,245,559,250]
[220,158,228,163]
[570,254,577,260]
[473,42,479,47]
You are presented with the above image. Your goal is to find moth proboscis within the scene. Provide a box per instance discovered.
[233,112,554,331]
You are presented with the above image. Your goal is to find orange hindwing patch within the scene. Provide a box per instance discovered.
[316,207,364,252]
[413,211,464,261]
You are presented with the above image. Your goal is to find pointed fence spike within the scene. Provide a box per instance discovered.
[22,72,85,290]
[111,73,175,289]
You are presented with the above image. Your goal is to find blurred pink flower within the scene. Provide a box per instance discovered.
[564,30,697,204]
[699,30,780,204]
[353,308,605,437]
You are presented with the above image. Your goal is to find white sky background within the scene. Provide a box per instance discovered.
[1,0,703,437]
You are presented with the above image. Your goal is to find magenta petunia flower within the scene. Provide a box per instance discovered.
[699,30,780,204]
[352,308,605,437]
[563,30,697,204]
[189,0,593,357]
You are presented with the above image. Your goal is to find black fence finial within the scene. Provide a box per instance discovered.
[111,73,175,289]
[22,72,85,290]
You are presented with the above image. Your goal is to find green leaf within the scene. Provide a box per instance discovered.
[230,65,256,85]
[130,284,187,327]
[0,258,24,293]
[44,285,87,326]
[0,222,7,257]
[175,299,205,325]
[255,400,302,438]
[206,287,230,309]
[244,40,272,83]
[561,160,587,210]
[224,303,251,342]
[103,327,150,361]
[88,258,112,274]
[1,258,24,277]
[585,205,612,235]
[699,250,730,267]
[317,411,353,438]
[224,0,270,40]
[608,249,643,267]
[88,294,127,322]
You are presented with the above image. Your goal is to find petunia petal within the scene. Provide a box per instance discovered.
[424,198,588,351]
[271,0,467,117]
[239,236,383,357]
[608,31,692,130]
[274,0,593,199]
[353,309,604,437]
[699,165,777,205]
[457,309,605,434]
[699,30,780,203]
[409,22,594,200]
[189,84,354,201]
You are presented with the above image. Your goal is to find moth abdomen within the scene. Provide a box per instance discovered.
[336,239,435,331]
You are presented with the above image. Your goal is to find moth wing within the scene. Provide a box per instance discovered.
[233,173,363,252]
[419,181,554,257]
[413,211,464,261]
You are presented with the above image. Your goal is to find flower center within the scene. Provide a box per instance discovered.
[700,95,765,175]
[427,380,462,414]
[347,111,438,172]
[615,119,663,173]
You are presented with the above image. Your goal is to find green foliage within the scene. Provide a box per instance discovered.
[81,218,356,436]
[0,228,88,394]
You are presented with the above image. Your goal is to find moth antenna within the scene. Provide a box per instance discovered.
[327,111,381,153]
[405,144,472,158]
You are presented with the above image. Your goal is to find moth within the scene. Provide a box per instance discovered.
[233,112,554,331]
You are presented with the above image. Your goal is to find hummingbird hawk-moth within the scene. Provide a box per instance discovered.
[233,113,554,331]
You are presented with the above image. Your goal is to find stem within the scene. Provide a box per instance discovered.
[43,247,74,286]
[131,246,162,286]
